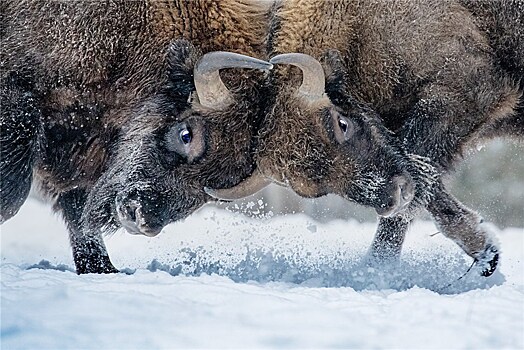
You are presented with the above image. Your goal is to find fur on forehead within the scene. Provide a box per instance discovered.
[164,39,200,113]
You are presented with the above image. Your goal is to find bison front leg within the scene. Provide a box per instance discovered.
[369,215,412,263]
[56,188,118,274]
[0,80,40,223]
[398,77,512,276]
[427,184,499,277]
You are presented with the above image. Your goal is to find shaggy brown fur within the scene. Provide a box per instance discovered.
[460,0,524,140]
[1,0,270,273]
[259,0,522,275]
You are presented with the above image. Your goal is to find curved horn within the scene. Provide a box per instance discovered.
[270,53,325,100]
[204,169,271,201]
[194,52,273,109]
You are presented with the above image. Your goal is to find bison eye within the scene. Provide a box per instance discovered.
[338,118,349,134]
[165,118,205,164]
[179,128,192,144]
[332,112,354,144]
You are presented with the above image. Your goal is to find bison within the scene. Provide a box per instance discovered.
[1,0,273,274]
[207,0,523,276]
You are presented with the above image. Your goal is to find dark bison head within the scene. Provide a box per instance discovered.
[81,40,272,236]
[206,51,438,217]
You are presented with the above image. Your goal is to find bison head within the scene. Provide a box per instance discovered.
[81,40,272,236]
[206,51,438,217]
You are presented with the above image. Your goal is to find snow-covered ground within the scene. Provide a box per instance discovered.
[1,198,523,349]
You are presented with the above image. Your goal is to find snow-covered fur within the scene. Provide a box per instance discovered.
[0,0,270,273]
[259,0,523,275]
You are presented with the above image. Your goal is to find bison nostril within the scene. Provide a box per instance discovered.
[375,174,415,218]
[395,175,415,204]
[117,197,140,223]
[125,202,138,222]
[115,194,165,237]
[115,196,142,232]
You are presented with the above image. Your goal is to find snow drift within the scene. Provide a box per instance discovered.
[1,199,523,349]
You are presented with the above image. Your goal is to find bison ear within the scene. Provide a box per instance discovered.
[165,39,201,105]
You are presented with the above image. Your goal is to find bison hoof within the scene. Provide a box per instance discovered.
[475,244,499,277]
[75,255,119,275]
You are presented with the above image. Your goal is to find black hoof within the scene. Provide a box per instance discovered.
[480,253,499,277]
[475,244,499,277]
[75,254,119,274]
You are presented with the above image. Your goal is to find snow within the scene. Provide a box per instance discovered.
[1,198,523,349]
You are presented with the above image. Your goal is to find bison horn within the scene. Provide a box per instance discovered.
[270,53,325,100]
[194,52,273,109]
[204,169,271,201]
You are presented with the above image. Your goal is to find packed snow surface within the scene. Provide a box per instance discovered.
[1,199,523,349]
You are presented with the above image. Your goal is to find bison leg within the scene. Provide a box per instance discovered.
[398,76,513,276]
[369,215,412,262]
[427,183,499,276]
[56,188,118,274]
[0,82,40,223]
